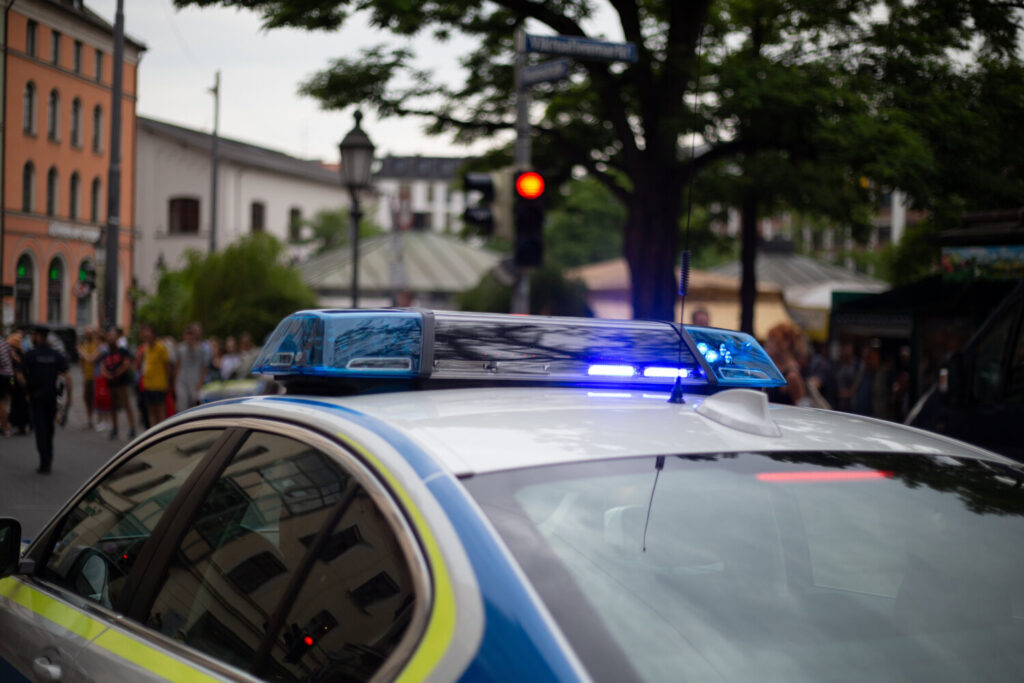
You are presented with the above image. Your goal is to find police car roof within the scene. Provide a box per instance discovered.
[193,387,1008,477]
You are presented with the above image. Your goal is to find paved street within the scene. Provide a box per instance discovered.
[1,366,137,539]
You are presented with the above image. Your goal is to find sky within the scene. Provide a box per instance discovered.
[85,0,622,166]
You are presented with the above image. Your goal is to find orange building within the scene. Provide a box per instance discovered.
[1,0,143,329]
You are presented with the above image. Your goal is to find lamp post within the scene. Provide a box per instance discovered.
[338,111,375,309]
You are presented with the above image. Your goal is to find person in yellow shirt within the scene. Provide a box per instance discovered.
[76,327,102,430]
[139,323,172,426]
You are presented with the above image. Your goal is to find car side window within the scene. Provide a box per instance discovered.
[44,430,223,609]
[1006,318,1024,404]
[145,431,419,681]
[971,310,1015,403]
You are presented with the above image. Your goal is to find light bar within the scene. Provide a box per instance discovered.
[588,364,636,377]
[253,310,786,391]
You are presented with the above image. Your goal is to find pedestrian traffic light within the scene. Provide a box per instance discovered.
[283,624,315,663]
[514,171,545,267]
[78,261,96,294]
[463,170,514,237]
[462,172,496,235]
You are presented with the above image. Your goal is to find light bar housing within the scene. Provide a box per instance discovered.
[253,309,786,392]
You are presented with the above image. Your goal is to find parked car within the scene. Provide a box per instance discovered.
[907,276,1024,460]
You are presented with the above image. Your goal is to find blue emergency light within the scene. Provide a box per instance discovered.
[252,309,786,392]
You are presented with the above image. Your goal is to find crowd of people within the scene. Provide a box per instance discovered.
[688,307,914,421]
[761,321,913,421]
[0,322,259,474]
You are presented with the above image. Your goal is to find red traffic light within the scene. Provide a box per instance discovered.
[516,172,545,200]
[303,636,314,646]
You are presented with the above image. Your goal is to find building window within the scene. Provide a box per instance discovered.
[426,183,435,203]
[94,49,103,81]
[50,30,61,65]
[91,177,102,223]
[168,197,200,234]
[288,207,302,242]
[15,254,34,325]
[47,258,64,323]
[46,167,58,216]
[26,20,37,57]
[73,40,82,73]
[92,105,103,152]
[70,98,82,146]
[69,173,81,220]
[22,162,35,212]
[76,261,93,326]
[47,89,60,141]
[23,81,36,134]
[250,201,265,233]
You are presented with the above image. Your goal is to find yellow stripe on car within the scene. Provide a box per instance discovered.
[339,436,459,683]
[0,577,218,682]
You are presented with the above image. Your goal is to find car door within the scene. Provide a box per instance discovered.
[0,427,234,682]
[78,423,435,682]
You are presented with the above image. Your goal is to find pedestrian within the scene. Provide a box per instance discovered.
[175,322,207,410]
[22,325,72,473]
[690,308,711,327]
[219,335,242,380]
[76,327,102,430]
[100,327,137,440]
[851,341,893,420]
[138,323,173,426]
[6,331,30,435]
[0,334,13,436]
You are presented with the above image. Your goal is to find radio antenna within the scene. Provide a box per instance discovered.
[678,23,706,327]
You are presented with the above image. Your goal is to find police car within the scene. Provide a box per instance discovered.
[2,309,1023,682]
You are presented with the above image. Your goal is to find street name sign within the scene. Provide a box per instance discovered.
[524,34,637,63]
[521,59,570,87]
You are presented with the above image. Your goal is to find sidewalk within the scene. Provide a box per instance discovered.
[0,365,140,538]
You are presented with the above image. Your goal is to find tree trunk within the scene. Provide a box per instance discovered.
[740,189,758,335]
[624,182,682,321]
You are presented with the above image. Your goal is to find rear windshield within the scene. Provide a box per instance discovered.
[464,452,1024,683]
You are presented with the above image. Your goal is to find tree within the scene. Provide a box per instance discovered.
[177,0,1022,323]
[136,233,317,340]
[303,208,383,256]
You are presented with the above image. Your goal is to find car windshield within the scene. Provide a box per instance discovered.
[465,451,1024,683]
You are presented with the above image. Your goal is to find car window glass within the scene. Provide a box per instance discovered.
[145,431,418,681]
[972,309,1015,402]
[44,430,222,608]
[1007,316,1024,403]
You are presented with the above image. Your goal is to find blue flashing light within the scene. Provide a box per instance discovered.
[254,310,785,393]
[588,364,636,377]
[684,326,786,388]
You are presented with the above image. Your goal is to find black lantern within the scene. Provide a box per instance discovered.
[338,111,376,308]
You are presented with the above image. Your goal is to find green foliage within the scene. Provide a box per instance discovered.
[457,266,592,317]
[136,234,317,341]
[544,176,624,269]
[303,208,383,256]
[175,0,1023,317]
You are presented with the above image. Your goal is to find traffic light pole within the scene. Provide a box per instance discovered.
[103,0,124,328]
[512,29,531,314]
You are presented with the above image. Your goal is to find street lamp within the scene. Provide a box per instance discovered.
[338,110,376,308]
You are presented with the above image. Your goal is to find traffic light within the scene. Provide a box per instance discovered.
[283,624,315,664]
[462,172,496,235]
[463,170,514,237]
[78,261,96,294]
[514,171,545,267]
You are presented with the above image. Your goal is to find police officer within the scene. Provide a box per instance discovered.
[22,325,72,474]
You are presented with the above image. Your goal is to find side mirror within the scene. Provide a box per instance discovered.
[0,518,23,577]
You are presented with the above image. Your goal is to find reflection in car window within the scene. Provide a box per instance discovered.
[972,309,1015,402]
[467,452,1024,683]
[44,430,221,608]
[145,431,417,681]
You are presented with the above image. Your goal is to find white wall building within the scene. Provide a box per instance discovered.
[134,116,347,289]
[372,155,467,233]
